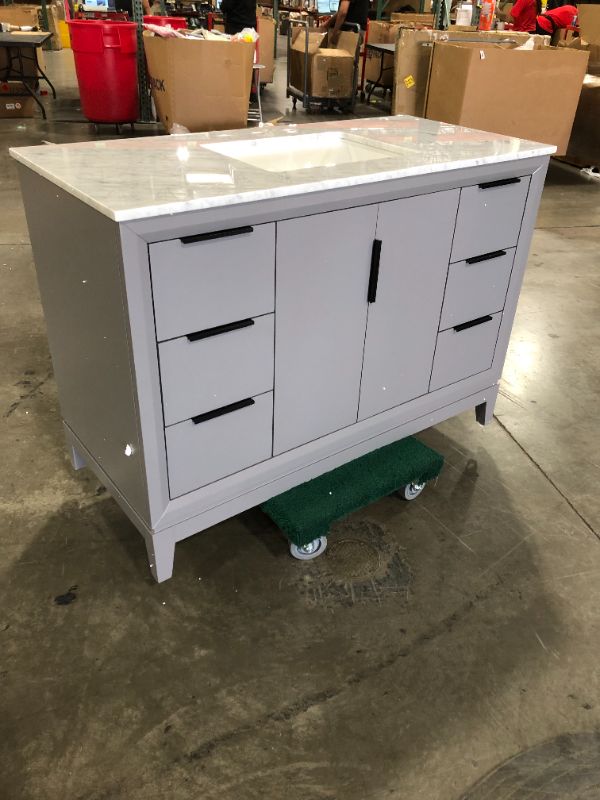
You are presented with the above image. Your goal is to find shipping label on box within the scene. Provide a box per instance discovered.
[0,94,35,118]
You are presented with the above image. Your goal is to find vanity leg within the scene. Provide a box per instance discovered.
[475,385,499,427]
[145,532,176,583]
[70,444,86,471]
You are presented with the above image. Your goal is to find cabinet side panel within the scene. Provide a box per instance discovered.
[17,166,150,523]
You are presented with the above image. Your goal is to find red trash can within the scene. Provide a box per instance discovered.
[68,20,138,123]
[143,15,187,29]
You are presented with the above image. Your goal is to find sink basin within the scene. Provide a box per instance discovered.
[203,132,394,173]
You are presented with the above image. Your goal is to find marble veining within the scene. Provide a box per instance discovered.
[10,116,555,222]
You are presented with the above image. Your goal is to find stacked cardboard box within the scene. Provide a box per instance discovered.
[289,29,358,99]
[0,4,39,29]
[566,74,600,165]
[577,4,600,72]
[390,12,434,24]
[425,42,588,154]
[0,28,45,119]
[391,28,541,118]
[0,83,35,118]
[564,5,600,164]
[365,21,399,88]
[257,11,276,84]
[0,3,62,50]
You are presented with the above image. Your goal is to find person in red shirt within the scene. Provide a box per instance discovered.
[510,0,540,32]
[536,3,578,34]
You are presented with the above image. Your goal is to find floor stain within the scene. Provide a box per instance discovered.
[462,732,600,799]
[291,520,412,608]
[54,585,78,606]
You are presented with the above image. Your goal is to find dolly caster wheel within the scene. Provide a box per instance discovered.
[400,481,426,501]
[289,536,328,561]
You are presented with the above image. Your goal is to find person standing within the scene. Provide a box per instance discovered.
[322,0,370,46]
[221,0,257,35]
[509,0,539,32]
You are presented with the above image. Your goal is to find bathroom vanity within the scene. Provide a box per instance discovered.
[11,117,554,581]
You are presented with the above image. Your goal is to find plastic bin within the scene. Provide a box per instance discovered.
[68,20,138,123]
[143,15,187,29]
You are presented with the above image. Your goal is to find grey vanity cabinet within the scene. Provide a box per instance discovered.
[14,134,550,582]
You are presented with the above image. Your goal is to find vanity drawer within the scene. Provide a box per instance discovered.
[166,392,273,498]
[430,312,502,391]
[159,314,274,427]
[451,176,530,263]
[150,223,275,342]
[439,248,515,330]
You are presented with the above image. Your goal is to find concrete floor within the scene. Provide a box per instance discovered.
[1,49,600,800]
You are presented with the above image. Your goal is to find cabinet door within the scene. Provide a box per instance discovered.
[358,190,460,421]
[274,206,378,455]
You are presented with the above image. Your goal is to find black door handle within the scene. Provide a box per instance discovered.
[465,250,507,265]
[187,318,254,342]
[180,225,254,245]
[368,239,382,304]
[454,315,494,333]
[192,397,255,425]
[478,177,521,190]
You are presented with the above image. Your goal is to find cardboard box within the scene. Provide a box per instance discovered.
[0,83,35,117]
[289,29,358,98]
[391,28,545,117]
[257,14,276,83]
[577,4,600,72]
[578,5,600,46]
[0,4,61,50]
[143,34,255,133]
[365,21,399,87]
[0,4,39,28]
[425,43,589,155]
[45,2,63,50]
[390,12,434,24]
[383,0,426,13]
[565,73,600,165]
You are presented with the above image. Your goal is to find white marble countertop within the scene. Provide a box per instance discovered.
[10,116,555,222]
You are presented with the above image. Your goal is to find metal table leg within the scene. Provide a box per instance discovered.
[366,48,385,103]
[33,46,57,99]
[5,44,48,119]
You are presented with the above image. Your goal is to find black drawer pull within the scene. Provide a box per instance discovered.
[192,397,255,425]
[368,239,382,304]
[180,225,254,245]
[187,318,254,342]
[454,315,494,333]
[466,250,507,265]
[478,177,521,190]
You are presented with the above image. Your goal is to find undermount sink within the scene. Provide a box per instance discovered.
[202,132,395,173]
